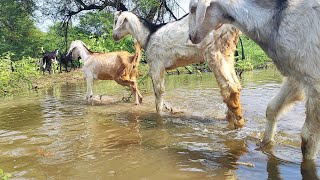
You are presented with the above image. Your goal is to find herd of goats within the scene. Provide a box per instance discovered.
[41,49,79,74]
[41,0,320,161]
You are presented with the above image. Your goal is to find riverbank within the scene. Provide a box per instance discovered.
[0,61,275,98]
[0,63,151,98]
[31,64,151,89]
[31,69,85,90]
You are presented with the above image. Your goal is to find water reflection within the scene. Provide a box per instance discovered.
[0,68,319,179]
[301,160,319,180]
[265,153,320,180]
[0,103,42,131]
[266,154,282,180]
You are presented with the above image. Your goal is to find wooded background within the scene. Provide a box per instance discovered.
[0,0,188,59]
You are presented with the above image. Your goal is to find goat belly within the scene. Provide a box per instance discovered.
[97,73,113,80]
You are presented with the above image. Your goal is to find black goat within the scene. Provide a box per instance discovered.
[58,52,76,72]
[42,49,59,75]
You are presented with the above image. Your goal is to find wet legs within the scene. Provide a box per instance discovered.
[261,77,303,145]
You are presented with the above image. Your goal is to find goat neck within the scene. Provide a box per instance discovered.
[125,13,153,49]
[218,0,282,50]
[77,43,92,61]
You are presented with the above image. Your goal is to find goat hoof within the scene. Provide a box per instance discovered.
[235,117,245,129]
[227,115,245,129]
[85,95,93,102]
[169,107,184,114]
[256,140,273,150]
[135,100,141,105]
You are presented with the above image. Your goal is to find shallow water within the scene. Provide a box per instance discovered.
[0,68,319,179]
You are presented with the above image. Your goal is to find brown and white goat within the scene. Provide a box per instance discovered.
[67,40,143,105]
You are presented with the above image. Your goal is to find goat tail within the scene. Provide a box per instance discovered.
[133,39,142,68]
[42,57,46,69]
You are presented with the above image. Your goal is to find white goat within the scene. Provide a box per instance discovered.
[67,40,143,105]
[189,0,320,160]
[113,11,244,129]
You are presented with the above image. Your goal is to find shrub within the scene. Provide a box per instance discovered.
[0,52,39,96]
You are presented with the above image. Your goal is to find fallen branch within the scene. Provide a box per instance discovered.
[231,161,255,167]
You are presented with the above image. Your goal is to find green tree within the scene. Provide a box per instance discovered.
[0,0,44,59]
[73,11,134,53]
[40,11,134,55]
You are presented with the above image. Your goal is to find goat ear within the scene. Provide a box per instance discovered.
[116,16,127,28]
[196,0,212,28]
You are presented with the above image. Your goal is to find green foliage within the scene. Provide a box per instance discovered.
[0,0,42,59]
[235,58,253,72]
[0,52,39,96]
[73,11,135,53]
[133,0,160,14]
[237,35,272,69]
[41,24,66,53]
[77,11,113,36]
[42,11,134,54]
[0,168,12,180]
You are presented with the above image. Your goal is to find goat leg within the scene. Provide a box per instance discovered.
[206,52,244,129]
[132,81,141,105]
[116,77,141,105]
[86,77,94,102]
[301,86,320,160]
[261,77,303,148]
[150,69,165,112]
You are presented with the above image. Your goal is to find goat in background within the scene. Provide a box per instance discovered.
[42,49,59,75]
[59,52,76,72]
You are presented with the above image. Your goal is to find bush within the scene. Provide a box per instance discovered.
[0,52,39,96]
[236,58,253,71]
[237,35,272,69]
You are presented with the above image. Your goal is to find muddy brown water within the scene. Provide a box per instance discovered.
[0,68,319,179]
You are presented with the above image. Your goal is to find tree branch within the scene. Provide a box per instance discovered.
[66,0,127,17]
[74,0,86,7]
[161,0,177,20]
[61,0,128,54]
[145,5,159,21]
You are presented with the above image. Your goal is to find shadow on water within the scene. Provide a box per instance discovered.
[0,68,319,179]
[262,151,320,180]
[301,160,320,180]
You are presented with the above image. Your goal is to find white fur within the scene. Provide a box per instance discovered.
[113,11,244,128]
[189,0,320,159]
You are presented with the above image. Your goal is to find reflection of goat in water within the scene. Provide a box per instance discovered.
[67,40,143,105]
[42,49,59,75]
